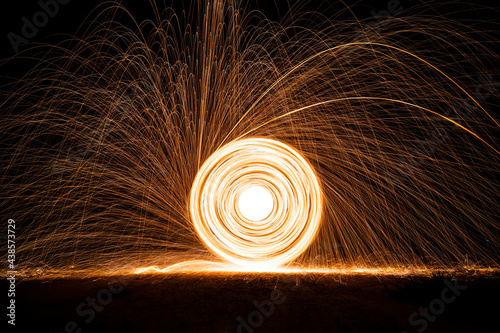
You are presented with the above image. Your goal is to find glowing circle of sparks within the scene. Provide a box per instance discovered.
[190,138,323,269]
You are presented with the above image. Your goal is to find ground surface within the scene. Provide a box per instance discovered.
[4,272,499,332]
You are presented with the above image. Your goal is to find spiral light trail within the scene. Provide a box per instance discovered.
[189,138,323,268]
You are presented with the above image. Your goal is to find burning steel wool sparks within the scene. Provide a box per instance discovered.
[1,0,500,277]
[189,138,323,269]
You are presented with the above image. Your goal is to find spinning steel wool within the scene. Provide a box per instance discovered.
[190,138,323,268]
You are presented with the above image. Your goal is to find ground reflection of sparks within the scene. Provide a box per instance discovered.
[132,261,500,276]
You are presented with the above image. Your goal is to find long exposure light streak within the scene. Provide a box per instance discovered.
[1,0,499,277]
[190,138,323,268]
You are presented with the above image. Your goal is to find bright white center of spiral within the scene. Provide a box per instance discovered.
[238,186,274,222]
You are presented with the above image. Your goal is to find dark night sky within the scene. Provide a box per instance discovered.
[1,0,499,60]
[1,0,498,122]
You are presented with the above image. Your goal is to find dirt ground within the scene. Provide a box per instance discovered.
[4,272,499,332]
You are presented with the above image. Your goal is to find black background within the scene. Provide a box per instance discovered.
[0,0,499,79]
[0,0,499,58]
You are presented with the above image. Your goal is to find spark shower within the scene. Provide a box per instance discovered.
[1,0,499,276]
